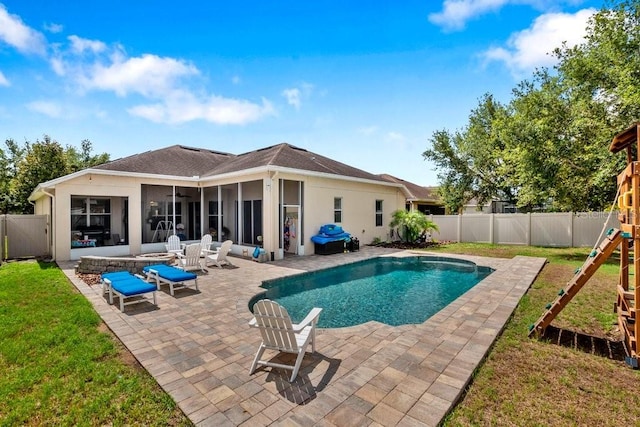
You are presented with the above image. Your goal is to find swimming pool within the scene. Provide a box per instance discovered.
[250,256,493,328]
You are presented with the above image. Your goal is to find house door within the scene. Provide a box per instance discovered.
[188,202,201,240]
[242,200,263,245]
[283,206,299,255]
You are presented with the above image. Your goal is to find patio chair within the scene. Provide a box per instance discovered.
[175,243,206,272]
[165,234,185,255]
[200,234,213,256]
[205,239,233,268]
[249,299,322,382]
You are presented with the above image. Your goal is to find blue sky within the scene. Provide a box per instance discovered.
[0,0,603,186]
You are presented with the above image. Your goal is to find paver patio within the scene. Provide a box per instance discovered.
[59,246,545,426]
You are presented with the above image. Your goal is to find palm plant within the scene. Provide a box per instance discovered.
[389,210,439,243]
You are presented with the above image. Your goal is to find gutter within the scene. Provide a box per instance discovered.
[42,189,56,261]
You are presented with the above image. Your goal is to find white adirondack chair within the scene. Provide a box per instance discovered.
[205,239,233,268]
[199,234,213,257]
[175,243,205,272]
[165,234,184,255]
[249,299,322,382]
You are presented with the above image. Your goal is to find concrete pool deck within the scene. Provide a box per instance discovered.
[60,247,546,426]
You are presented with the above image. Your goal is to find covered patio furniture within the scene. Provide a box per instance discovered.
[310,224,351,255]
[249,299,322,382]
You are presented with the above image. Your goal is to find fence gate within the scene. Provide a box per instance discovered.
[1,215,50,260]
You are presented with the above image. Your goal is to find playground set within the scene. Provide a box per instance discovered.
[529,123,640,367]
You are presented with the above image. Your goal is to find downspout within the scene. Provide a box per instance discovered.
[42,190,56,261]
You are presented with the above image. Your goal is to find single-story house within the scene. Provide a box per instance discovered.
[378,174,444,215]
[29,143,421,261]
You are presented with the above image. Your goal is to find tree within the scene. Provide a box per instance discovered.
[65,139,110,172]
[424,94,514,213]
[389,210,439,243]
[2,136,110,214]
[11,137,70,214]
[424,0,636,212]
[0,139,25,214]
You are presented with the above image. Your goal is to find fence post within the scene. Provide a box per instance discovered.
[489,213,495,244]
[527,212,532,246]
[457,214,462,243]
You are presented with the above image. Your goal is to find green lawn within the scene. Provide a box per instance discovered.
[0,260,192,426]
[425,243,640,426]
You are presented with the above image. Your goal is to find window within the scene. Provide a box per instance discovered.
[375,200,383,227]
[71,197,111,247]
[208,201,224,238]
[334,197,342,223]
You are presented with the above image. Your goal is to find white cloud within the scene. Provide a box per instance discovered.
[44,22,63,33]
[429,0,585,31]
[128,90,275,125]
[282,82,314,110]
[68,35,107,54]
[0,4,47,55]
[26,100,63,118]
[482,9,595,73]
[79,53,199,97]
[0,71,9,87]
[282,88,301,109]
[0,4,274,126]
[231,75,241,84]
[429,0,509,31]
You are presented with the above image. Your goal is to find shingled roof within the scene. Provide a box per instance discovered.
[203,143,387,182]
[94,143,388,182]
[378,174,440,202]
[93,145,233,177]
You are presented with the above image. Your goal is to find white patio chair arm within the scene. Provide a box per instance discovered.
[292,307,322,332]
[248,317,257,327]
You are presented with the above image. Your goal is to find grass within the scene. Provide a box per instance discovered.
[424,242,640,426]
[0,260,192,426]
[3,244,640,425]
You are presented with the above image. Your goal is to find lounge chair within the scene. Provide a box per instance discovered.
[205,239,233,268]
[142,264,199,296]
[101,271,158,312]
[249,299,322,382]
[175,243,206,272]
[165,234,185,255]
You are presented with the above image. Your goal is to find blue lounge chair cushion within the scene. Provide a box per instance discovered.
[143,264,197,281]
[110,278,157,296]
[101,271,133,281]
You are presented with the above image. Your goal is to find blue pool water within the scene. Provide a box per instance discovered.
[250,256,493,328]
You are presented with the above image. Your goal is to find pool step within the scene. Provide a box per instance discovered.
[529,228,624,337]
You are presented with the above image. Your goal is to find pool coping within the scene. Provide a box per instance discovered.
[59,247,546,426]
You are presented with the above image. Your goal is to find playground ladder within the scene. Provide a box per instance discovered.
[529,228,624,337]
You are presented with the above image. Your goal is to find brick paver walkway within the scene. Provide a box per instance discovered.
[60,247,545,426]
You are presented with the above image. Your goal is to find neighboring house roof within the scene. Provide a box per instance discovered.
[378,174,441,203]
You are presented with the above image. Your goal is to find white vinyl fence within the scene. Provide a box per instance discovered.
[430,212,619,248]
